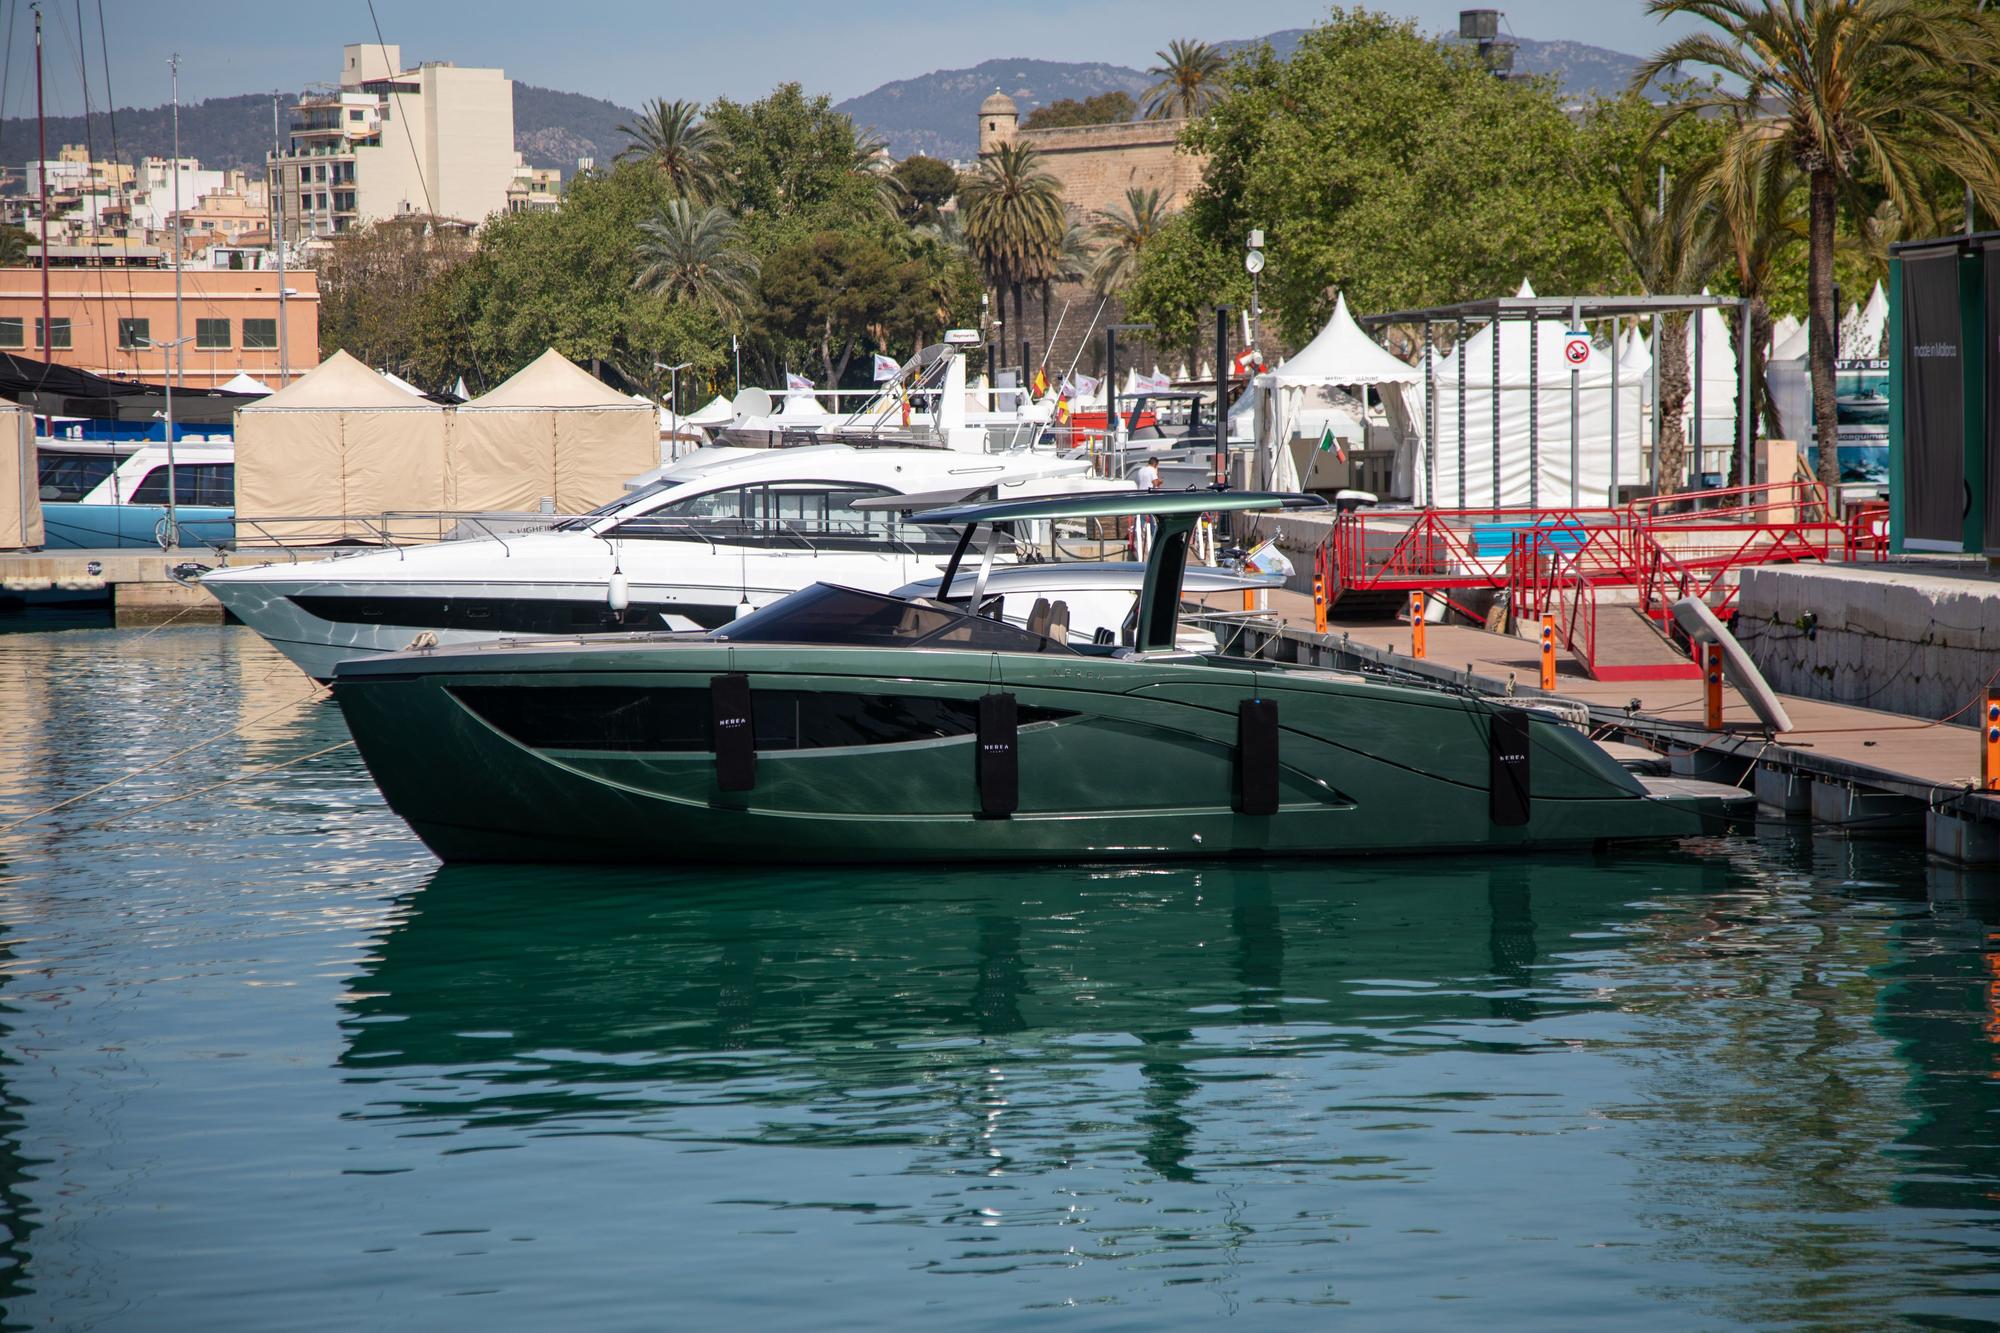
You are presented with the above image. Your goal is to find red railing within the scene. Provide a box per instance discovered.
[1314,478,1886,681]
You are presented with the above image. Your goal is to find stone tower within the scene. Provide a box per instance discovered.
[977,90,1018,155]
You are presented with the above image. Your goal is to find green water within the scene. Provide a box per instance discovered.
[1,626,1997,1329]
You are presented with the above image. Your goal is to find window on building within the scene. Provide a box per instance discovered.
[0,317,21,348]
[349,108,364,122]
[243,318,278,350]
[37,317,71,350]
[196,318,230,350]
[117,317,151,349]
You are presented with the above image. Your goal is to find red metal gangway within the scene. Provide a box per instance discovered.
[1313,480,1885,680]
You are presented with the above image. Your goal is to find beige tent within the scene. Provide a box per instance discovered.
[234,350,448,541]
[1,399,40,549]
[453,349,658,513]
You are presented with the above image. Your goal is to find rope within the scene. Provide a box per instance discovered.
[0,682,328,832]
[88,740,354,828]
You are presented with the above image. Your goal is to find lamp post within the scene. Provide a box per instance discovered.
[139,335,193,547]
[656,361,691,455]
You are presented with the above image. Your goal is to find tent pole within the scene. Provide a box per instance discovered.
[1568,299,1580,507]
[1422,319,1435,507]
[1529,314,1540,509]
[1490,316,1501,507]
[1610,315,1621,508]
[1737,298,1753,488]
[1456,316,1466,507]
[1692,303,1705,489]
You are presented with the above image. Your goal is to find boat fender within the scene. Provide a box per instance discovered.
[711,673,757,792]
[1235,698,1280,816]
[1489,708,1532,826]
[607,572,630,612]
[976,692,1018,818]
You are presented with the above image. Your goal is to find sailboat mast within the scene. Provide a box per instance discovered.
[34,7,50,381]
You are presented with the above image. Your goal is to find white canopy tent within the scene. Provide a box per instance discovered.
[220,371,272,395]
[1251,293,1424,494]
[1,398,40,549]
[454,349,659,513]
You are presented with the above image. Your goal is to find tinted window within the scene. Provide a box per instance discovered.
[37,318,71,350]
[37,454,117,502]
[0,317,21,348]
[129,462,234,507]
[196,318,230,349]
[715,583,1073,654]
[452,684,1072,753]
[118,318,150,349]
[243,319,278,350]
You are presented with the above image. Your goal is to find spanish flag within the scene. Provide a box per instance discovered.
[1032,366,1050,398]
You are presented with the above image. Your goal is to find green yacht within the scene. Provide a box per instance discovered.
[333,492,1748,864]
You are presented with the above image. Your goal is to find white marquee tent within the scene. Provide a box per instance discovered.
[454,349,659,513]
[235,350,449,539]
[1249,293,1424,493]
[1,398,40,549]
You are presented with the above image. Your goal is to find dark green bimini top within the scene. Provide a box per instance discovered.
[913,490,1328,526]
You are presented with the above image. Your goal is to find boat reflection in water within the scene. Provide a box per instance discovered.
[329,845,2000,1322]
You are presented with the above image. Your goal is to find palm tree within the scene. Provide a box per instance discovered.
[1605,167,1727,495]
[632,200,757,319]
[849,128,906,217]
[1086,188,1170,295]
[1040,213,1096,342]
[615,98,721,201]
[1636,0,2000,497]
[959,142,1064,341]
[1142,39,1227,120]
[1709,143,1805,448]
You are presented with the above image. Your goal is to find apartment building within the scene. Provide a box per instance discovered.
[269,42,516,242]
[0,266,320,390]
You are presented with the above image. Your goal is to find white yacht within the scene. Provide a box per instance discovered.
[202,442,1127,681]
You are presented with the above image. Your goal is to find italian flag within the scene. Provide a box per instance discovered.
[1318,423,1346,462]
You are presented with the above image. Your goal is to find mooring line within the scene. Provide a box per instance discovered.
[88,740,355,828]
[0,682,329,833]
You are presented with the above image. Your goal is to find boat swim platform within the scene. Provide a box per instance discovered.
[1203,587,2000,869]
[0,546,346,627]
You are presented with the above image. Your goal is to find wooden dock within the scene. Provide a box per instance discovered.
[1201,588,2000,868]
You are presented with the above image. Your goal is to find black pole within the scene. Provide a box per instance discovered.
[1105,327,1119,441]
[1022,337,1032,391]
[1214,306,1229,489]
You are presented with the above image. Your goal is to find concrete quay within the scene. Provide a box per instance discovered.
[1735,562,2000,725]
[1199,587,2000,870]
[0,547,342,627]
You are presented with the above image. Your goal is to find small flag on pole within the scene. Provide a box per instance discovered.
[872,353,901,382]
[1031,366,1050,398]
[786,372,814,392]
[1318,423,1347,462]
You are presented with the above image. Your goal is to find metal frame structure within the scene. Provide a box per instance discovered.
[1359,293,1756,507]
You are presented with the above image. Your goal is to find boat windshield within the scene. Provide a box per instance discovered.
[710,583,1076,654]
[552,476,679,531]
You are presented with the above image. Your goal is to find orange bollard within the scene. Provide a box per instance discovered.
[1704,643,1725,731]
[1984,689,2000,791]
[1538,614,1556,692]
[1410,591,1427,659]
[1243,587,1257,612]
[1313,572,1327,635]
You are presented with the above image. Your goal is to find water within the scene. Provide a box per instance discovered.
[1,625,1997,1330]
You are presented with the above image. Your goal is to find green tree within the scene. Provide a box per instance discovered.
[959,141,1064,342]
[704,84,888,225]
[1604,168,1728,494]
[633,200,759,319]
[1143,39,1227,119]
[1022,91,1136,130]
[1087,187,1171,295]
[758,230,976,385]
[1185,9,1621,345]
[1124,211,1250,358]
[614,98,721,201]
[1636,0,2000,495]
[317,218,473,384]
[0,225,30,266]
[891,154,958,226]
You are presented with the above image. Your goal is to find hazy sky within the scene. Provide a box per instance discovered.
[17,1,1707,118]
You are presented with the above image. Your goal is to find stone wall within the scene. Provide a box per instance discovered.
[1011,120,1207,220]
[1735,564,2000,726]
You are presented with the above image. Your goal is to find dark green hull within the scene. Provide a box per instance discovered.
[334,640,1745,865]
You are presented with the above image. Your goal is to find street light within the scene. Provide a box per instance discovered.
[139,334,193,547]
[654,361,691,422]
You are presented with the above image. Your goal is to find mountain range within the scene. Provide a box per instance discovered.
[0,82,637,181]
[0,28,1647,185]
[835,32,1650,160]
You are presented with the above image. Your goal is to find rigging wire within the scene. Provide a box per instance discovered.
[365,0,435,220]
[93,0,135,336]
